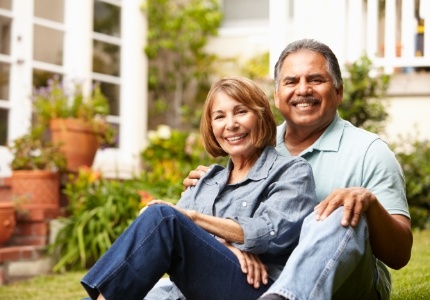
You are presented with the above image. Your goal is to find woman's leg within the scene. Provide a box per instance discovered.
[81,205,271,300]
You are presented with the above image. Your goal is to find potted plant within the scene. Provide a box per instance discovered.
[32,75,116,173]
[0,201,16,246]
[9,129,67,214]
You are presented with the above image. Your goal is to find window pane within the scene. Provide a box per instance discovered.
[34,0,64,23]
[93,40,120,76]
[0,15,11,55]
[33,70,61,88]
[0,0,11,10]
[0,62,10,100]
[0,108,8,145]
[33,25,64,65]
[96,81,120,116]
[94,1,121,37]
[223,0,269,22]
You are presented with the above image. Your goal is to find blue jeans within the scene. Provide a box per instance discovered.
[81,205,272,300]
[262,207,389,300]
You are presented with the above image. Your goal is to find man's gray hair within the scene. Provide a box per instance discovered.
[274,39,343,90]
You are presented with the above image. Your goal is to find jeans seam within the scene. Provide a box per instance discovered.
[309,226,355,299]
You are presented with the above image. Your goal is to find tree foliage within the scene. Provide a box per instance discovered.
[142,0,222,129]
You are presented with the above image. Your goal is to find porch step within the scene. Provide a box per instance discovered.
[0,245,54,285]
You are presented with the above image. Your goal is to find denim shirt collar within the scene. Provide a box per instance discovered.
[203,147,277,185]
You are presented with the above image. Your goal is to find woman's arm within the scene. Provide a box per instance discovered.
[147,199,245,242]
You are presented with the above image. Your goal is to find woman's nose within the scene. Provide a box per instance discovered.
[226,116,238,129]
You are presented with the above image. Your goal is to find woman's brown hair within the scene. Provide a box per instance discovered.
[200,76,277,157]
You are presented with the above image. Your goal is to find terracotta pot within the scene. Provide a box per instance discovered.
[0,202,16,246]
[50,118,100,173]
[11,170,60,210]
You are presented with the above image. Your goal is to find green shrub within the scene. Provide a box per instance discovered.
[140,125,227,201]
[340,55,390,134]
[393,137,430,229]
[50,168,144,271]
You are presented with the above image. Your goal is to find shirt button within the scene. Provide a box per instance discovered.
[270,231,275,236]
[242,202,247,207]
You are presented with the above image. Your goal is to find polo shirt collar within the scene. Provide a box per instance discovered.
[310,113,344,153]
[277,113,345,156]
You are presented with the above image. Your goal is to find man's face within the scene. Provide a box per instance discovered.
[274,49,343,132]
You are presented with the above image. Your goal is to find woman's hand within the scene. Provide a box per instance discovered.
[218,239,268,289]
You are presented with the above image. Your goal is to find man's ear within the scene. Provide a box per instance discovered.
[274,91,280,109]
[336,85,344,105]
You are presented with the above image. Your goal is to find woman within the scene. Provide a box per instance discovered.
[81,76,317,300]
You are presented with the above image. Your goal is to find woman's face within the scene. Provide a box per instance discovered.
[210,91,258,161]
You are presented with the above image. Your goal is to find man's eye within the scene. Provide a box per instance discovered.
[310,78,324,84]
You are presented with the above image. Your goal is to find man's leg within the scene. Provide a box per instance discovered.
[81,205,271,300]
[260,207,381,300]
[144,278,185,300]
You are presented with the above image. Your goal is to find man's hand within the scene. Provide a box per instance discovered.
[182,165,210,189]
[314,187,377,227]
[218,239,269,289]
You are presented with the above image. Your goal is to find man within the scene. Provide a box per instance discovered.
[185,39,412,299]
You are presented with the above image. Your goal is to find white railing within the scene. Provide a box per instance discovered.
[269,0,430,76]
[364,0,430,73]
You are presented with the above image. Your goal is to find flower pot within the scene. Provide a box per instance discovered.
[0,202,16,246]
[11,170,60,211]
[50,118,100,173]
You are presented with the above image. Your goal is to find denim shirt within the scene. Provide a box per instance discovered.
[177,147,317,279]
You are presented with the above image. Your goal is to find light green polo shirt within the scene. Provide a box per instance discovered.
[275,113,410,218]
[276,113,410,298]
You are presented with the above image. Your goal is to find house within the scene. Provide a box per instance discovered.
[0,0,429,180]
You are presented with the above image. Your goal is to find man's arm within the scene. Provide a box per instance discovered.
[366,199,412,270]
[315,187,413,270]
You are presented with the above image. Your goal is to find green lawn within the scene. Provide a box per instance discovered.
[0,229,429,300]
[390,228,430,300]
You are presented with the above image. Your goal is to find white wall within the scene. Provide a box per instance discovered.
[382,73,430,143]
[383,96,430,143]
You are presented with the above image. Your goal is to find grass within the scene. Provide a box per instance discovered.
[0,271,87,300]
[0,229,429,300]
[390,228,430,300]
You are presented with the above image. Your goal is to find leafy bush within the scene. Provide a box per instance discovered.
[393,137,430,229]
[339,55,390,134]
[50,167,145,271]
[140,125,227,201]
